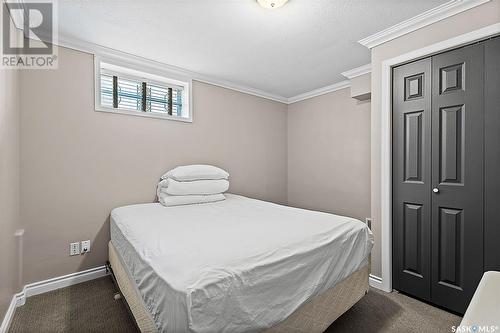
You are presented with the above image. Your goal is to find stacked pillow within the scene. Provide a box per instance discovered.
[157,165,229,207]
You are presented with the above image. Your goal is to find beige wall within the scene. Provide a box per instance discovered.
[19,46,288,284]
[17,46,373,285]
[370,0,500,277]
[350,73,371,100]
[287,88,371,222]
[0,68,21,317]
[18,46,373,285]
[6,0,498,297]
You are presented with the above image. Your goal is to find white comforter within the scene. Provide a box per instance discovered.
[110,194,373,333]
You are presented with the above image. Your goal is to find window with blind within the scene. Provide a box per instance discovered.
[95,60,191,121]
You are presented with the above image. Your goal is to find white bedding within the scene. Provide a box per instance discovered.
[162,165,229,181]
[157,178,229,196]
[157,192,226,207]
[110,194,373,333]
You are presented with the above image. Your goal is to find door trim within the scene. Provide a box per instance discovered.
[380,23,500,293]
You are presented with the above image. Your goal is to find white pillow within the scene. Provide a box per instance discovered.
[158,178,229,196]
[161,165,229,181]
[158,193,226,207]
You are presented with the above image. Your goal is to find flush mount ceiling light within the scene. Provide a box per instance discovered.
[257,0,289,9]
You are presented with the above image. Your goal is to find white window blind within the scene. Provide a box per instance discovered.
[96,60,190,121]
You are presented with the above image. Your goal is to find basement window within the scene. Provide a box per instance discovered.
[95,58,191,122]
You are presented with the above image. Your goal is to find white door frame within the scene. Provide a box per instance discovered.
[379,23,500,293]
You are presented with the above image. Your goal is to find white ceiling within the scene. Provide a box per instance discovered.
[57,0,448,98]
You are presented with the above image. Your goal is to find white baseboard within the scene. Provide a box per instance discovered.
[1,266,109,333]
[369,274,384,290]
[0,295,17,333]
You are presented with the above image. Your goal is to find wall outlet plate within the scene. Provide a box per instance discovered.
[70,242,80,256]
[81,240,91,253]
[365,218,372,230]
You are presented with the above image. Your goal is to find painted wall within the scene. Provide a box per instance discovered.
[350,73,371,100]
[287,88,371,223]
[19,46,288,284]
[370,0,500,277]
[0,66,21,317]
[7,0,499,299]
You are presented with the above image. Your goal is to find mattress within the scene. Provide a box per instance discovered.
[110,194,373,333]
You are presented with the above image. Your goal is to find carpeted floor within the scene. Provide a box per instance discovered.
[9,276,461,333]
[326,287,461,332]
[9,277,138,333]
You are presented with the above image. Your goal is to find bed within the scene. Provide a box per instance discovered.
[108,194,373,333]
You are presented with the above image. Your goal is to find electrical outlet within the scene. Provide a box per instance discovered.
[81,240,91,253]
[70,242,80,256]
[365,218,372,230]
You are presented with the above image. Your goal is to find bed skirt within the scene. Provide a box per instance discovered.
[108,241,369,333]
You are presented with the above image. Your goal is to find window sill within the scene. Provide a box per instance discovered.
[94,106,193,123]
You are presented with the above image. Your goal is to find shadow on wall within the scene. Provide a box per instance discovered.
[355,99,371,106]
[77,216,111,272]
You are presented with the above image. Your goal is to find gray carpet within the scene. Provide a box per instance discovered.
[9,277,138,333]
[9,276,461,332]
[326,288,461,332]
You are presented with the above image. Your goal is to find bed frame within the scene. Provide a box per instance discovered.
[107,241,369,333]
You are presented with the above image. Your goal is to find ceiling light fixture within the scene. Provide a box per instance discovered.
[257,0,289,9]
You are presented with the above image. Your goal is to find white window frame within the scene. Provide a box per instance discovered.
[94,55,193,123]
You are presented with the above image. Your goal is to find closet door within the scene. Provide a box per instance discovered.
[484,37,500,272]
[392,58,432,300]
[430,44,484,314]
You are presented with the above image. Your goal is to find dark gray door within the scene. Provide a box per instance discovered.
[392,58,432,300]
[484,37,500,272]
[393,43,485,314]
[430,44,484,314]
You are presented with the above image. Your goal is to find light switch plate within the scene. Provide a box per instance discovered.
[70,242,80,256]
[81,240,91,253]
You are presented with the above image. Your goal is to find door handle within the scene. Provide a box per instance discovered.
[433,188,439,193]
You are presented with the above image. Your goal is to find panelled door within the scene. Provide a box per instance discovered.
[430,44,484,314]
[392,58,432,301]
[392,43,484,314]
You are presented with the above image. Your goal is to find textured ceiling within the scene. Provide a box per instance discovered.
[57,0,448,98]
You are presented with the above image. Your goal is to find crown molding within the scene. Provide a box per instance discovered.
[341,63,371,79]
[40,33,355,105]
[3,1,359,105]
[358,0,491,49]
[287,80,351,104]
[55,34,289,104]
